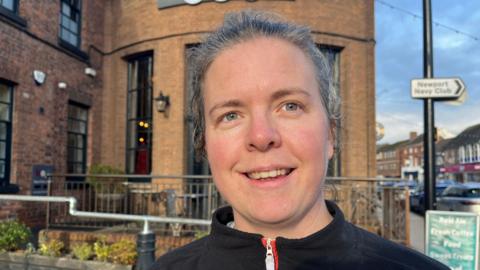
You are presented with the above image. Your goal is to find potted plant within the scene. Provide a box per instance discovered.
[87,164,127,212]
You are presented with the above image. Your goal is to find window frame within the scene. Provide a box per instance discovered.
[59,0,82,48]
[0,0,26,27]
[125,52,154,179]
[66,101,89,181]
[0,80,14,189]
[0,0,18,14]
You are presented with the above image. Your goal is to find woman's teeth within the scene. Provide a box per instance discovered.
[247,169,289,180]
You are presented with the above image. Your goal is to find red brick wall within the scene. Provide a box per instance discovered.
[0,0,105,227]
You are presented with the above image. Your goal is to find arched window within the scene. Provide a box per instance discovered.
[475,143,480,162]
[467,145,473,163]
[459,146,465,164]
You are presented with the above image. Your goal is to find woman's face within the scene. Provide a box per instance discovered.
[203,37,333,236]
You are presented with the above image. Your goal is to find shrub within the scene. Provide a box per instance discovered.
[39,239,64,257]
[109,239,137,265]
[87,164,126,194]
[71,242,92,261]
[0,220,32,252]
[93,237,111,262]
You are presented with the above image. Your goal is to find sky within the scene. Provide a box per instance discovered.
[375,0,480,144]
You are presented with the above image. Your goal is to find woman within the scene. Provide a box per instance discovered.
[151,10,448,270]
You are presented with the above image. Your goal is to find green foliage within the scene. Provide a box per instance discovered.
[93,237,111,262]
[87,164,126,194]
[39,239,64,257]
[71,242,92,261]
[0,220,32,252]
[194,230,209,240]
[109,239,137,265]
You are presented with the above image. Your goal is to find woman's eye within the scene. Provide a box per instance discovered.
[283,102,300,111]
[222,112,238,122]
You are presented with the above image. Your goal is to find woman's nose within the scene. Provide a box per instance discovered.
[246,113,281,152]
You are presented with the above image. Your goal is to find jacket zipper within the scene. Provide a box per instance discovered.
[262,238,278,270]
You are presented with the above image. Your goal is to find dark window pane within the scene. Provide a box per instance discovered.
[1,0,14,11]
[126,150,135,174]
[79,121,86,133]
[75,149,83,162]
[127,121,137,149]
[0,123,6,140]
[68,133,75,147]
[0,142,5,159]
[0,104,10,121]
[146,87,152,118]
[74,163,83,173]
[61,28,69,41]
[61,15,70,30]
[77,108,87,121]
[67,162,74,173]
[128,62,138,90]
[67,147,75,162]
[0,162,4,178]
[70,21,78,34]
[69,33,78,46]
[62,2,71,17]
[77,134,84,148]
[127,91,137,119]
[0,85,10,103]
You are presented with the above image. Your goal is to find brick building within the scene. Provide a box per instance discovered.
[376,140,408,178]
[440,123,480,182]
[376,131,452,181]
[0,0,104,225]
[1,0,376,225]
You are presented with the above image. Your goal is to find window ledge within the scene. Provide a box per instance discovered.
[0,184,19,194]
[0,6,27,27]
[58,38,89,61]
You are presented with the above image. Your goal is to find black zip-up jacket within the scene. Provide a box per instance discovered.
[150,201,449,270]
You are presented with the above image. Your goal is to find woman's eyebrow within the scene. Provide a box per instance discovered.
[208,100,244,117]
[271,88,311,101]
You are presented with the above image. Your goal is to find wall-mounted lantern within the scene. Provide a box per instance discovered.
[154,92,170,113]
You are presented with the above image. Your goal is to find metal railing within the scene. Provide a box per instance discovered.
[46,174,222,236]
[325,177,410,245]
[43,174,410,244]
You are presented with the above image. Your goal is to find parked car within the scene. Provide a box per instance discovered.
[436,182,480,214]
[410,180,455,214]
[393,180,418,194]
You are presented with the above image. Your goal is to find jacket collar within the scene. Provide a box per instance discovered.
[208,200,354,251]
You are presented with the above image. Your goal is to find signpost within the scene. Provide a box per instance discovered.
[411,78,466,99]
[426,211,479,270]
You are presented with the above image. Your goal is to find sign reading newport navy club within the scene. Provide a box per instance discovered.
[411,77,465,99]
[426,211,479,270]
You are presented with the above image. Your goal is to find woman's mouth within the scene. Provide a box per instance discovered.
[245,168,294,180]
